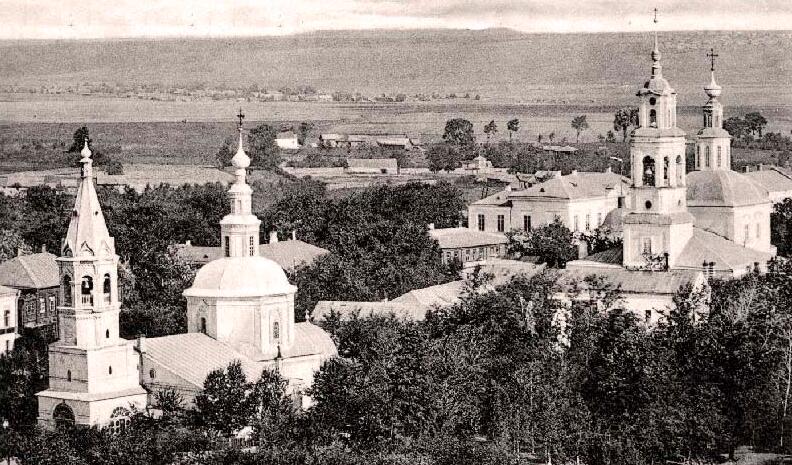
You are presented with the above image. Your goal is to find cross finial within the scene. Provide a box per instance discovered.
[707,48,719,72]
[236,108,245,128]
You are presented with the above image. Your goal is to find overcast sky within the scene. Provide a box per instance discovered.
[2,0,791,40]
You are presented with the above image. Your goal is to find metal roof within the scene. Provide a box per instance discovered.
[686,170,770,207]
[429,228,507,249]
[0,252,59,289]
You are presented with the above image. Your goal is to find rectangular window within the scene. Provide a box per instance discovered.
[477,214,485,231]
[48,296,55,312]
[465,249,471,262]
[573,215,579,232]
[756,223,761,239]
[249,236,255,256]
[585,214,591,231]
[597,213,602,226]
[5,340,9,352]
[39,298,45,314]
[3,310,8,327]
[744,224,749,244]
[645,310,652,323]
[224,237,230,257]
[717,146,722,167]
[497,215,505,232]
[523,215,531,231]
[642,237,652,255]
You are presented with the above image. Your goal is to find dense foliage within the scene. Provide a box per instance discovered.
[7,260,792,464]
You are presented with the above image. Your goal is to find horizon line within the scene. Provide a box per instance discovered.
[2,25,791,43]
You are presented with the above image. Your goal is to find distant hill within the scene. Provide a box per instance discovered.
[1,28,791,106]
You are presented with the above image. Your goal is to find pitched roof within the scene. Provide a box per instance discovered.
[259,240,330,272]
[744,168,792,195]
[686,170,770,207]
[509,172,627,201]
[144,327,337,389]
[391,281,465,308]
[675,228,773,273]
[561,267,701,295]
[144,333,266,388]
[471,190,512,206]
[0,252,59,289]
[287,322,339,359]
[173,240,329,272]
[347,158,398,169]
[429,228,507,249]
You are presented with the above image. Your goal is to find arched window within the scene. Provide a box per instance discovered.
[224,237,230,257]
[649,109,657,127]
[53,403,75,429]
[67,370,72,382]
[109,407,129,435]
[62,275,72,306]
[642,156,656,186]
[663,157,669,183]
[200,317,207,334]
[80,276,93,305]
[105,329,110,339]
[108,366,113,375]
[273,321,280,340]
[149,369,156,379]
[705,147,711,168]
[696,146,701,168]
[249,236,255,257]
[103,274,112,304]
[717,146,722,167]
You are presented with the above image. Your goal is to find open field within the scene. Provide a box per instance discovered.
[3,102,792,172]
[2,29,792,106]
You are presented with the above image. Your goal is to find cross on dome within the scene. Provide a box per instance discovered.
[707,48,719,72]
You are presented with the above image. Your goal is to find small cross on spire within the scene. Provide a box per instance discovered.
[236,108,245,129]
[707,48,719,72]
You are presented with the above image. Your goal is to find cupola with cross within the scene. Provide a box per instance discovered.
[695,48,732,171]
[623,11,695,270]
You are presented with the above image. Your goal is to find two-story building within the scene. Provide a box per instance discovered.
[468,170,631,234]
[0,251,60,341]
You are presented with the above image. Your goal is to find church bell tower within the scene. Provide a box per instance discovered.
[37,140,146,428]
[622,17,695,270]
[695,48,732,171]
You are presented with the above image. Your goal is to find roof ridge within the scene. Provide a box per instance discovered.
[16,255,39,288]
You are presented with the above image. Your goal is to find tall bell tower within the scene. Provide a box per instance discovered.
[37,140,146,428]
[622,14,695,270]
[695,48,732,171]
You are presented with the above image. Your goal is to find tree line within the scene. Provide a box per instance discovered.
[5,259,792,464]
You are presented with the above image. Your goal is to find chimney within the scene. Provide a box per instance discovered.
[16,247,23,257]
[269,231,279,243]
[759,163,766,171]
[571,169,578,176]
[291,230,297,241]
[743,166,750,173]
[135,334,146,354]
[41,244,47,253]
[605,166,612,173]
[185,240,191,247]
[427,223,435,230]
[577,240,589,259]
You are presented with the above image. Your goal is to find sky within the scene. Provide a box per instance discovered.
[2,0,791,40]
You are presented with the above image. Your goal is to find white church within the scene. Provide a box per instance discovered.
[563,35,775,319]
[37,130,337,428]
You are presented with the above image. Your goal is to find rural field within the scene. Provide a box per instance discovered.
[1,29,792,172]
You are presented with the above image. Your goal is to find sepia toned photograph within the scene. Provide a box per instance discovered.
[1,1,792,464]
